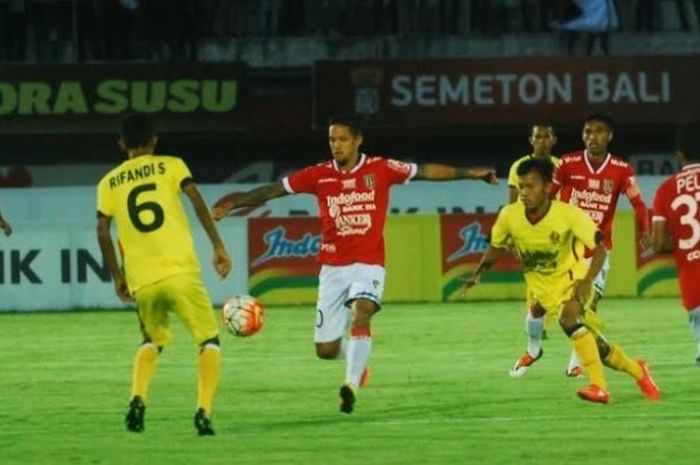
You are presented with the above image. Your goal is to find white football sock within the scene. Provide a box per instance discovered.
[688,308,700,356]
[346,335,371,389]
[526,314,544,358]
[568,350,582,371]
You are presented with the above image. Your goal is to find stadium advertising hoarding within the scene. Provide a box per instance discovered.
[247,217,321,305]
[635,212,678,298]
[440,214,523,301]
[314,56,699,128]
[0,63,246,134]
[0,221,247,311]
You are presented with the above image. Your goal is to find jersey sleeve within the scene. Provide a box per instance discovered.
[489,208,511,249]
[170,158,193,192]
[96,178,114,217]
[568,205,600,249]
[384,158,418,185]
[621,164,641,198]
[507,161,519,188]
[283,165,319,194]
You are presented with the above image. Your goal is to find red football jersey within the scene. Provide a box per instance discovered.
[553,150,641,251]
[282,154,417,266]
[652,163,700,310]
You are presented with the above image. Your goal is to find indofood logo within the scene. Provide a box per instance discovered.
[251,226,321,267]
[447,222,489,263]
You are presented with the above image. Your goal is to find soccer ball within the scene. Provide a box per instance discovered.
[221,294,265,337]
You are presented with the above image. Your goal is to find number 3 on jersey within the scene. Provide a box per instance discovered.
[671,193,700,250]
[128,183,165,232]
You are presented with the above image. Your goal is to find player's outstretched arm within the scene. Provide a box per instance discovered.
[461,245,508,297]
[183,183,232,279]
[0,210,11,237]
[414,164,498,184]
[211,182,289,220]
[96,214,132,302]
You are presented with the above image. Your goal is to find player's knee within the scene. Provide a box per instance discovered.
[529,302,546,318]
[351,298,378,321]
[596,338,610,359]
[559,302,582,335]
[315,341,340,360]
[199,336,220,349]
[141,339,164,353]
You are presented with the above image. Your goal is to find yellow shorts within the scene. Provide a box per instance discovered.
[134,272,218,347]
[525,265,604,334]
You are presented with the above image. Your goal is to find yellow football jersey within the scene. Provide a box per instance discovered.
[491,200,599,280]
[507,154,559,194]
[97,155,200,292]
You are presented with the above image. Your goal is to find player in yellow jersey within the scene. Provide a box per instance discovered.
[96,115,232,435]
[507,124,559,203]
[506,124,559,348]
[463,158,660,403]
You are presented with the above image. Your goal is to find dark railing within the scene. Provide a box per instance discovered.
[1,0,700,63]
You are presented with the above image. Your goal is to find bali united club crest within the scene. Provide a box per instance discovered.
[602,179,614,194]
[363,174,376,189]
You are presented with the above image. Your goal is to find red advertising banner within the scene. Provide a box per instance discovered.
[440,214,522,301]
[0,63,246,134]
[248,217,321,302]
[314,56,700,128]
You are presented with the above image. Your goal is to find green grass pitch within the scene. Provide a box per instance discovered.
[1,298,699,465]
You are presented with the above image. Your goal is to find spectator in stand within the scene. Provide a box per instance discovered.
[552,0,619,55]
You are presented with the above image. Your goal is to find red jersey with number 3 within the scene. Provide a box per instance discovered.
[652,163,700,310]
[553,150,641,251]
[282,154,417,266]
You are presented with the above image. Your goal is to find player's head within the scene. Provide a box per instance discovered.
[328,115,363,169]
[516,158,555,212]
[119,114,158,156]
[582,113,613,156]
[675,122,700,165]
[529,123,557,157]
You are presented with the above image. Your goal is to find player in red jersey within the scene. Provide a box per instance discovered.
[510,113,651,378]
[652,123,700,363]
[212,115,497,413]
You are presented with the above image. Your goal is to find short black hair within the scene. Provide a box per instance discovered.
[121,114,156,149]
[531,123,556,135]
[328,115,363,137]
[584,112,614,132]
[516,157,555,183]
[676,122,700,161]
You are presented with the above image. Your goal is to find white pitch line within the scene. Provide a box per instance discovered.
[362,411,700,426]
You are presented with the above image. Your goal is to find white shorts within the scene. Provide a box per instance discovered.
[585,254,611,297]
[314,263,386,343]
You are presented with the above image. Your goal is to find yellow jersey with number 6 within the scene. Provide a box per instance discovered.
[97,154,200,292]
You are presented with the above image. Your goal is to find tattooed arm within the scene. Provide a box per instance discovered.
[212,182,289,220]
[414,164,498,184]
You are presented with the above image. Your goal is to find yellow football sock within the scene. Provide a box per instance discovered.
[571,328,607,389]
[603,343,643,380]
[197,344,221,416]
[131,343,159,400]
